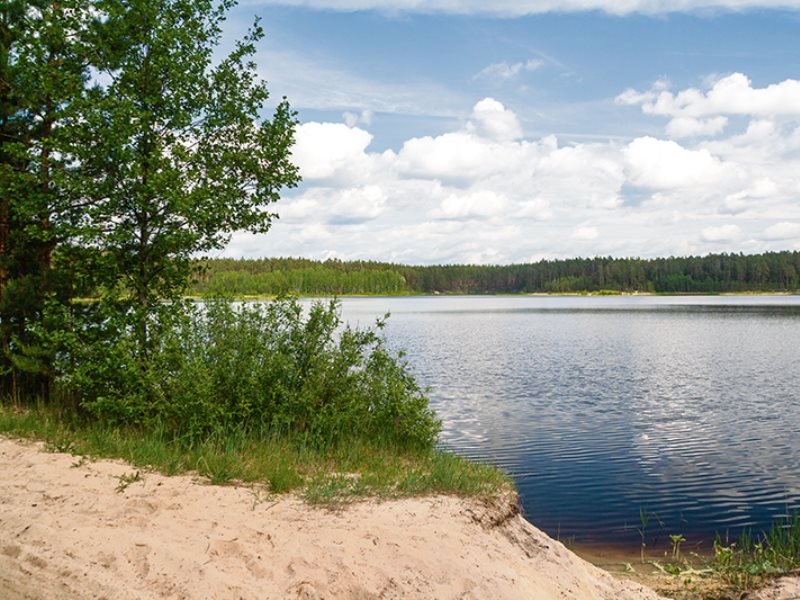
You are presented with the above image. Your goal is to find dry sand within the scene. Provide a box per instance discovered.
[747,577,800,600]
[1,435,669,599]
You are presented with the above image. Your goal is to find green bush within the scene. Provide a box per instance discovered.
[63,298,440,449]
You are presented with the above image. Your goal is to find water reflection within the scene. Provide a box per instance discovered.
[332,296,800,549]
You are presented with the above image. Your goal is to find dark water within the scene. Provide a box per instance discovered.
[334,295,800,552]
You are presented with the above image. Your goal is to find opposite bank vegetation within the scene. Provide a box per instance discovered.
[190,251,800,297]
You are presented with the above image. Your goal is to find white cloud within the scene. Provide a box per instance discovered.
[763,222,800,241]
[431,190,510,220]
[343,109,374,127]
[624,137,729,189]
[225,78,800,264]
[297,223,332,243]
[721,178,780,214]
[258,49,467,117]
[281,185,388,224]
[329,185,387,223]
[395,132,509,180]
[571,226,599,240]
[701,224,741,242]
[475,60,544,81]
[246,1,800,17]
[620,73,800,120]
[665,116,728,138]
[291,122,374,181]
[394,99,526,180]
[466,98,523,142]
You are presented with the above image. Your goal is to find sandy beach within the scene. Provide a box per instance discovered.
[0,435,675,600]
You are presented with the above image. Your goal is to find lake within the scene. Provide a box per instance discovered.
[332,295,800,552]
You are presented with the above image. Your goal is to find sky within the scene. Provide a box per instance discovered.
[220,0,800,264]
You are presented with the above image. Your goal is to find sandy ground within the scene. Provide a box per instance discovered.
[0,435,670,599]
[747,577,800,600]
[5,435,799,600]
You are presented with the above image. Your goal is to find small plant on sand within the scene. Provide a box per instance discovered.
[45,436,75,454]
[249,484,274,511]
[670,533,687,560]
[115,471,142,493]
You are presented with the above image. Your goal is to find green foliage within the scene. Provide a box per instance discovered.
[77,0,299,313]
[1,0,299,398]
[0,402,511,502]
[189,251,800,297]
[0,0,95,398]
[64,298,440,449]
[115,470,142,493]
[670,533,687,560]
[712,512,800,591]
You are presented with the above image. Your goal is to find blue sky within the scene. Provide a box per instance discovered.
[220,1,800,264]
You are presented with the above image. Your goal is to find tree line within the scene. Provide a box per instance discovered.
[190,251,800,296]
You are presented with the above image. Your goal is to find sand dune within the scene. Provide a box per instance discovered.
[0,435,668,599]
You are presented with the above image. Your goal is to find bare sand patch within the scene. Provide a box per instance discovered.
[0,435,666,599]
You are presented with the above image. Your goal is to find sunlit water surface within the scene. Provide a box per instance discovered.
[322,295,800,550]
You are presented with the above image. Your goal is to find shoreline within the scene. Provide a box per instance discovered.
[3,434,799,599]
[0,435,664,600]
[182,291,800,300]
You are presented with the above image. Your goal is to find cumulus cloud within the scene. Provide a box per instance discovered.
[280,186,388,224]
[291,122,374,181]
[571,226,599,240]
[393,99,525,181]
[466,98,523,141]
[619,73,800,120]
[665,116,729,138]
[721,178,780,214]
[701,224,741,242]
[227,80,800,264]
[247,1,800,17]
[623,137,729,189]
[431,190,510,220]
[763,222,800,241]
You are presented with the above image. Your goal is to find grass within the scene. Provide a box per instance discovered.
[0,401,512,505]
[615,512,800,600]
[711,513,800,592]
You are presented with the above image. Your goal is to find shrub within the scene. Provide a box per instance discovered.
[64,298,441,449]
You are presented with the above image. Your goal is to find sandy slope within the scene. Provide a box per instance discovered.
[0,436,667,600]
[747,577,800,600]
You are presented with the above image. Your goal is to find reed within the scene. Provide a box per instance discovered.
[712,511,800,591]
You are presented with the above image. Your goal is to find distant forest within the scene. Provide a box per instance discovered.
[188,251,800,296]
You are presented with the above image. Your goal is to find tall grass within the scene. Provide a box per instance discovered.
[0,401,512,503]
[712,512,800,591]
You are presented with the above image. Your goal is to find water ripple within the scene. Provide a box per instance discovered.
[335,295,800,550]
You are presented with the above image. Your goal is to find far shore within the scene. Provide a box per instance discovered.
[181,290,800,301]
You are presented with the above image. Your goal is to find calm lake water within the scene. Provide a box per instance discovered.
[332,295,800,552]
